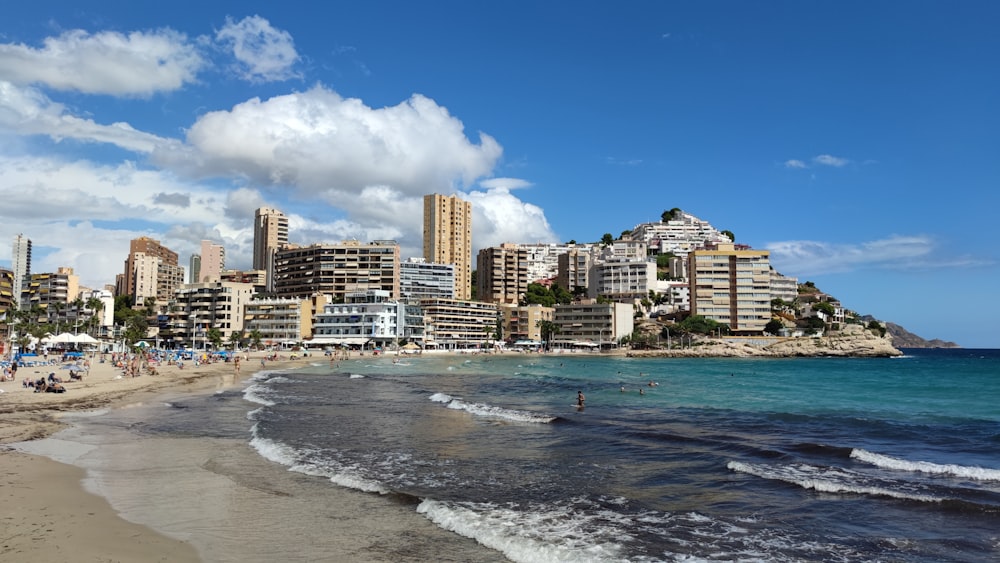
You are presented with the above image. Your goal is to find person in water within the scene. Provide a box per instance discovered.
[577,390,585,407]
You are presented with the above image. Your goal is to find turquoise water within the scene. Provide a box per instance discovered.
[234,347,1000,561]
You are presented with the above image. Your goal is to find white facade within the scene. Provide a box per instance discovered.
[11,234,31,308]
[312,290,405,348]
[400,258,455,300]
[770,269,798,303]
[243,298,310,344]
[630,211,731,256]
[588,260,657,301]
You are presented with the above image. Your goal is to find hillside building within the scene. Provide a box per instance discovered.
[688,243,771,335]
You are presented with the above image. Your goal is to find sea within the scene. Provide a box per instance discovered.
[18,348,1000,562]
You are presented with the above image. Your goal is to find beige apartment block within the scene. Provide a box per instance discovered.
[500,303,554,344]
[419,298,497,350]
[688,243,771,335]
[477,243,529,305]
[423,194,472,300]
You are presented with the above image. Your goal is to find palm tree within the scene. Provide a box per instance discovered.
[206,327,224,350]
[71,297,85,333]
[536,320,560,351]
[249,329,263,350]
[51,301,65,333]
[85,296,104,336]
[227,330,242,350]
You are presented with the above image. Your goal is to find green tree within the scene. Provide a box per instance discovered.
[813,301,835,316]
[206,327,224,350]
[866,320,886,337]
[536,320,559,350]
[122,314,149,346]
[249,329,263,350]
[655,253,675,268]
[661,208,681,222]
[85,296,105,336]
[227,330,243,350]
[674,315,729,335]
[600,233,614,246]
[764,319,784,335]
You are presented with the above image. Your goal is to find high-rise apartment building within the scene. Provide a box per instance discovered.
[198,240,226,283]
[120,237,183,303]
[688,243,772,335]
[189,254,201,284]
[254,207,289,291]
[11,234,31,308]
[423,194,472,300]
[476,243,529,305]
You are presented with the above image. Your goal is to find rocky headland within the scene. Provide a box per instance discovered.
[626,324,902,358]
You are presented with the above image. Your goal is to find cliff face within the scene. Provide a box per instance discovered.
[626,324,902,358]
[885,322,960,348]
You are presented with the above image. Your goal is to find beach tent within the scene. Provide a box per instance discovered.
[73,334,99,345]
[43,332,77,344]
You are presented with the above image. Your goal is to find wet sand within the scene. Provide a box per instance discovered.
[1,353,507,562]
[0,353,286,562]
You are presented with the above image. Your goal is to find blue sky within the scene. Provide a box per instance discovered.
[0,1,996,347]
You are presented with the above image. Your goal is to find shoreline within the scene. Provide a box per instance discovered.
[0,352,298,562]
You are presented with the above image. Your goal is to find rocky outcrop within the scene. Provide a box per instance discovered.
[626,324,902,358]
[884,322,960,348]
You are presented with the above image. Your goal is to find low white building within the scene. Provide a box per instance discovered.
[312,290,406,349]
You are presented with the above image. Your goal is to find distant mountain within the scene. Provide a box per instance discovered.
[884,322,960,348]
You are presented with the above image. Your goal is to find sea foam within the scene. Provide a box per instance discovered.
[851,448,1000,481]
[727,461,944,503]
[429,393,555,423]
[416,499,626,563]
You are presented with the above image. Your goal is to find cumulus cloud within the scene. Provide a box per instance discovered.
[783,159,807,169]
[0,28,205,96]
[0,23,558,292]
[463,186,559,251]
[169,86,502,196]
[216,15,300,83]
[812,154,849,167]
[766,235,942,275]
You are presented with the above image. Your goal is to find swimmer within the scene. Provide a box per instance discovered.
[639,388,645,395]
[620,385,625,393]
[577,390,586,408]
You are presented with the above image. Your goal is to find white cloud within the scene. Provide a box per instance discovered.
[216,15,300,83]
[0,81,176,153]
[463,186,559,251]
[0,28,205,96]
[766,235,941,275]
[812,154,849,167]
[168,86,502,197]
[783,159,807,169]
[479,177,533,190]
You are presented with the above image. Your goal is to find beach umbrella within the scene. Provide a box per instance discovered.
[134,341,150,349]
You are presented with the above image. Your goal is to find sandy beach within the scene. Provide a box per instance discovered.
[0,352,293,562]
